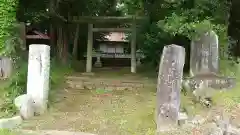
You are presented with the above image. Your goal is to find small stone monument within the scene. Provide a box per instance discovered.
[0,57,12,79]
[185,30,236,105]
[156,44,185,133]
[190,30,219,76]
[26,44,50,115]
[0,116,22,129]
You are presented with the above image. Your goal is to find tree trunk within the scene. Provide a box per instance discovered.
[50,23,55,54]
[72,24,80,60]
[228,0,240,57]
[49,0,56,56]
[56,26,63,60]
[62,24,68,64]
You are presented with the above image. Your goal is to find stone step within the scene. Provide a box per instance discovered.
[17,130,97,135]
[65,76,155,90]
[0,116,22,129]
[65,80,147,90]
[65,76,154,83]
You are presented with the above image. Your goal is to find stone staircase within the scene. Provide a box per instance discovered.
[65,75,155,91]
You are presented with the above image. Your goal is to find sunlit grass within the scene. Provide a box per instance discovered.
[0,129,15,135]
[212,82,240,112]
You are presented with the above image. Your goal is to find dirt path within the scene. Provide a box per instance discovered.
[19,73,157,135]
[18,70,240,135]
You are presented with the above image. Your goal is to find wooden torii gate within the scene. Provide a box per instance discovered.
[70,16,146,73]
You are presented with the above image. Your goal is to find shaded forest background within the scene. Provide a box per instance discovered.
[1,0,240,114]
[12,0,240,65]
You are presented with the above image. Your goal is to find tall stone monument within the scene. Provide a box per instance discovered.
[26,44,50,114]
[156,44,185,133]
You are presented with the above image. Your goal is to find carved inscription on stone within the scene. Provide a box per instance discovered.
[156,44,185,132]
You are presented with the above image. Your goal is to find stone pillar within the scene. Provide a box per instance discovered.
[27,44,50,114]
[156,44,185,133]
[131,22,137,73]
[86,24,93,73]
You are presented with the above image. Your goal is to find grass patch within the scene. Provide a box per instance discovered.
[180,92,207,116]
[48,60,73,105]
[0,129,15,135]
[0,59,73,118]
[0,61,28,118]
[212,82,240,111]
[21,86,157,134]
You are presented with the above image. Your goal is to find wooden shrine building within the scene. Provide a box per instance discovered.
[70,16,146,73]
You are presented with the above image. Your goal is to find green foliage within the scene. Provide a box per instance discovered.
[18,0,49,23]
[0,0,18,55]
[48,59,73,104]
[138,22,173,66]
[121,0,232,71]
[50,59,73,89]
[158,14,230,64]
[0,61,28,116]
[0,59,73,116]
[118,0,144,15]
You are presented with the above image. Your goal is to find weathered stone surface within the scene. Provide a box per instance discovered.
[0,57,12,79]
[202,122,223,135]
[27,44,50,115]
[66,79,145,91]
[211,114,240,135]
[114,86,124,91]
[190,30,219,76]
[209,127,224,135]
[183,72,236,106]
[218,120,240,135]
[0,116,22,129]
[94,57,102,68]
[178,113,240,135]
[185,73,236,90]
[20,97,35,119]
[186,73,235,109]
[14,94,35,119]
[156,44,185,132]
[14,94,28,109]
[190,115,207,125]
[178,112,188,126]
[226,125,240,135]
[81,72,95,76]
